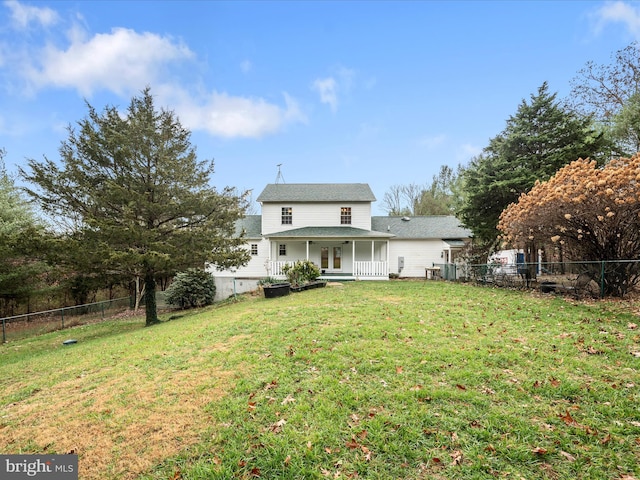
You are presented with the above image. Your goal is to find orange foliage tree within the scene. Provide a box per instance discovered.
[498,154,640,296]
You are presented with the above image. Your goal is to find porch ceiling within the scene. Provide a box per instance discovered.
[266,226,395,239]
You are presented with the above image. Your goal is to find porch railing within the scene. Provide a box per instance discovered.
[266,261,388,278]
[268,261,293,277]
[353,261,388,277]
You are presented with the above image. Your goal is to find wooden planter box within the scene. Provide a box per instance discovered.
[263,283,291,298]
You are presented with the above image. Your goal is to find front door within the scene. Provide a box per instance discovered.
[321,246,342,272]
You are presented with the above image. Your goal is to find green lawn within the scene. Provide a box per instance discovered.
[1,281,639,479]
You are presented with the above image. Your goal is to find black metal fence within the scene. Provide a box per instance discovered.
[455,260,640,298]
[1,297,132,343]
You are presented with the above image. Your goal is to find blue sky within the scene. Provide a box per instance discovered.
[1,1,639,214]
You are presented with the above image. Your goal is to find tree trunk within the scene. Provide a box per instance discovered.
[144,267,159,326]
[133,275,145,312]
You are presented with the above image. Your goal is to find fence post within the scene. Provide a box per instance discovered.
[61,308,64,329]
[600,261,605,299]
[2,317,5,343]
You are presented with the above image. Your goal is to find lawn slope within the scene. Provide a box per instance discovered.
[1,281,639,479]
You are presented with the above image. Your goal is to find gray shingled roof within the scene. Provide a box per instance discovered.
[234,214,472,241]
[235,215,262,238]
[266,226,394,238]
[256,183,376,203]
[371,216,472,239]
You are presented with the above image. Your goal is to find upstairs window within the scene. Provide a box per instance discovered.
[340,207,352,225]
[281,207,292,225]
[250,244,258,256]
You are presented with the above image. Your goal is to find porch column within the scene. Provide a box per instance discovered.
[352,240,356,274]
[267,240,273,276]
[371,241,374,261]
[386,240,390,274]
[306,240,310,261]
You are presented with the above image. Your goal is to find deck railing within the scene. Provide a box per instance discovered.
[266,261,388,278]
[353,261,388,277]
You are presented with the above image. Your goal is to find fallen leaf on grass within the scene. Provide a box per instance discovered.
[396,366,403,374]
[532,447,548,455]
[456,384,466,390]
[361,445,372,461]
[559,410,578,426]
[270,419,287,433]
[559,450,576,462]
[346,438,360,449]
[264,380,278,390]
[450,450,463,465]
[628,323,638,330]
[281,394,295,405]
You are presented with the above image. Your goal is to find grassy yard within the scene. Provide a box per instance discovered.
[1,281,639,479]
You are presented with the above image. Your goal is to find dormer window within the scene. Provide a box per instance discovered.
[281,207,292,225]
[340,207,352,225]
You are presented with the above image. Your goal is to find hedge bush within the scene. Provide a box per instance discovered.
[165,269,216,309]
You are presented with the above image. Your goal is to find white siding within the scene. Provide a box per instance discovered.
[387,239,446,277]
[261,202,371,234]
[211,238,271,278]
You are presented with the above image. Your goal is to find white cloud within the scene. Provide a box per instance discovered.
[592,1,640,39]
[311,66,357,112]
[162,87,307,138]
[4,0,59,29]
[312,76,338,112]
[26,27,194,96]
[2,4,306,139]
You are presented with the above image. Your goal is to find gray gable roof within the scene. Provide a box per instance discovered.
[371,216,472,240]
[256,183,376,203]
[235,215,262,238]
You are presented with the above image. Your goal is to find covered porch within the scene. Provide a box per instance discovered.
[264,226,394,281]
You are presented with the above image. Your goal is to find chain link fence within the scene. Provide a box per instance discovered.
[1,297,133,343]
[455,259,640,298]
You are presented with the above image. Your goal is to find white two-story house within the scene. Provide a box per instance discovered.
[211,183,472,300]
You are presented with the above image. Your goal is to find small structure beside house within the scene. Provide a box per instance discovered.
[211,183,472,300]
